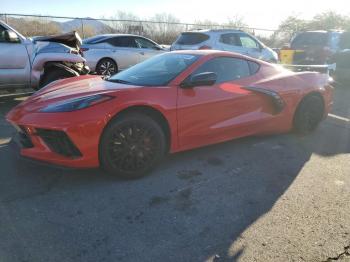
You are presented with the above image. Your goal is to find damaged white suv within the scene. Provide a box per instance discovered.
[0,20,89,91]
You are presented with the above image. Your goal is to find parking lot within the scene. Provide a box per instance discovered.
[0,85,350,262]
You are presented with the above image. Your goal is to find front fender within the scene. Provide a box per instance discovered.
[31,53,86,87]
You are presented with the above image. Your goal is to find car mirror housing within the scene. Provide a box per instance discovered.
[4,30,20,43]
[181,72,217,88]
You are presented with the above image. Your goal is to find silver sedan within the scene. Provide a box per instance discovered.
[81,34,167,76]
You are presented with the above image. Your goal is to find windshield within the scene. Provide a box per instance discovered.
[175,32,210,45]
[108,53,200,86]
[291,32,328,48]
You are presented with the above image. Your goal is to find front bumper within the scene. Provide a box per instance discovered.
[6,110,107,169]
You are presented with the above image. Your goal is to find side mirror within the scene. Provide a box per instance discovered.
[4,30,20,43]
[181,72,217,88]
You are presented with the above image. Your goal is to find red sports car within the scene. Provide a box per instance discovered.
[6,50,333,178]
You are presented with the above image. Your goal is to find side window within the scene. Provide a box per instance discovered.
[239,34,259,49]
[107,37,137,48]
[193,57,251,83]
[219,33,241,46]
[135,37,157,49]
[248,61,260,74]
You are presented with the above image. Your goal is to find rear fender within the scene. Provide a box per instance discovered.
[290,72,333,117]
[242,86,285,114]
[31,53,86,88]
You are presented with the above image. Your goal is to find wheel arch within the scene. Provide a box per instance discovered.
[38,62,79,89]
[42,61,79,75]
[292,91,325,127]
[103,105,172,152]
[296,91,325,112]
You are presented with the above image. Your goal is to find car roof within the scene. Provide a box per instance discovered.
[298,30,344,34]
[83,34,158,44]
[184,29,243,33]
[86,33,146,39]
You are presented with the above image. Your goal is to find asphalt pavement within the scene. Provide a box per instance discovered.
[0,87,350,262]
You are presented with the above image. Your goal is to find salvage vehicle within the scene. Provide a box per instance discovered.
[81,34,167,76]
[279,30,342,70]
[170,29,278,62]
[7,50,333,179]
[0,20,89,91]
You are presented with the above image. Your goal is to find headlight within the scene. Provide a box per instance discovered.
[40,94,114,113]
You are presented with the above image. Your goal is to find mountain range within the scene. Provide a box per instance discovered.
[60,18,111,33]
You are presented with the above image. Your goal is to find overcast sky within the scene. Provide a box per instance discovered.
[2,0,349,29]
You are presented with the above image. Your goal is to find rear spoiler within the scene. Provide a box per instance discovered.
[283,64,330,74]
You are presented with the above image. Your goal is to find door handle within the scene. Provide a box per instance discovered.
[140,52,145,55]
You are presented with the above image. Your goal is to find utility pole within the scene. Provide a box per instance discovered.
[81,18,85,38]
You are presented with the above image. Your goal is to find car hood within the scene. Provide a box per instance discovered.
[15,75,142,113]
[33,31,82,49]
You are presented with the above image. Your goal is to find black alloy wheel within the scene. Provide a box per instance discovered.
[99,113,166,179]
[293,95,324,135]
[96,58,118,76]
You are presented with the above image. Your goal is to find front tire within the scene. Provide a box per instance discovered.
[96,58,118,76]
[293,95,324,135]
[99,113,166,179]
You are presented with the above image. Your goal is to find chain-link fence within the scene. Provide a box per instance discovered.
[0,13,289,47]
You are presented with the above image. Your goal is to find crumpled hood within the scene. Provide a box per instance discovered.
[33,31,82,49]
[16,75,141,113]
[34,41,74,55]
[32,31,83,56]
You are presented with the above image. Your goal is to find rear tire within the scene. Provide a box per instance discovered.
[96,58,118,76]
[293,95,324,135]
[99,113,166,179]
[38,69,75,90]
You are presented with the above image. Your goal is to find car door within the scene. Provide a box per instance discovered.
[134,37,164,62]
[177,57,274,150]
[216,33,249,55]
[0,25,30,88]
[238,33,263,59]
[106,36,140,70]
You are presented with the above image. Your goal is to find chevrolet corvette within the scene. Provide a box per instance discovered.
[6,50,333,178]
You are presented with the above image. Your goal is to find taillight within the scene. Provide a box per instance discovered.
[199,45,212,50]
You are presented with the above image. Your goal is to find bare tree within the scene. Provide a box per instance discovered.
[144,13,183,44]
[225,15,248,29]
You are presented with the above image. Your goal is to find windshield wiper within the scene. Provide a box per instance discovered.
[106,79,133,85]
